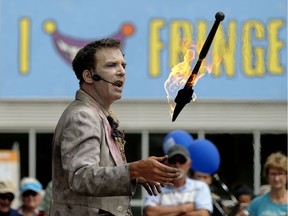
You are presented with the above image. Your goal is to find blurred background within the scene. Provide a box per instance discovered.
[0,0,286,214]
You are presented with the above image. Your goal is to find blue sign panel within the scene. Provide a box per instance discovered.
[0,0,286,100]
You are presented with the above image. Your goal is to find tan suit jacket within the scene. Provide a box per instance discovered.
[50,89,136,216]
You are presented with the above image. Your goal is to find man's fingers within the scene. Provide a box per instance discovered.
[148,184,157,196]
[154,161,180,176]
[158,169,180,178]
[147,182,161,196]
[161,182,174,187]
[136,157,180,184]
[161,165,180,175]
[155,183,162,193]
[154,175,179,185]
[160,183,174,187]
[142,184,152,196]
[141,181,162,196]
[153,155,168,163]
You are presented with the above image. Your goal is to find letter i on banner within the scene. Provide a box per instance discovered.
[19,17,30,74]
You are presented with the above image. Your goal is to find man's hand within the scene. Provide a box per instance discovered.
[130,156,180,188]
[180,203,195,214]
[137,177,162,196]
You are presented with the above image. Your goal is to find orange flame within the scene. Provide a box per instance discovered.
[164,40,214,116]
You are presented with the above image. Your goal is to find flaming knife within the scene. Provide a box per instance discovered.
[172,12,225,122]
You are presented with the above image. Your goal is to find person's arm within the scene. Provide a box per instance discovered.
[192,182,213,215]
[182,209,210,216]
[144,203,194,216]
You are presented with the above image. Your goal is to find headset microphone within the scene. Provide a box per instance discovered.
[92,74,120,87]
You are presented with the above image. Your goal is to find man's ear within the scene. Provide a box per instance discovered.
[186,159,192,168]
[82,70,94,84]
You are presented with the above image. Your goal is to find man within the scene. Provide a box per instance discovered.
[50,38,180,216]
[246,152,288,216]
[17,177,43,216]
[143,145,213,216]
[0,181,21,216]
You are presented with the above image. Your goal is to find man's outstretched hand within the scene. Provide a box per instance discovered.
[130,156,180,195]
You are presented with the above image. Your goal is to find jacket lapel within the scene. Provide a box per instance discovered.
[76,90,123,166]
[102,117,123,165]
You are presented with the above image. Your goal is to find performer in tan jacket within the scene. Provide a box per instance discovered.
[50,38,180,216]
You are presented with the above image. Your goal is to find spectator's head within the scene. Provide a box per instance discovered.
[234,185,254,205]
[167,145,191,180]
[20,177,43,210]
[191,170,213,185]
[264,152,287,177]
[72,38,122,85]
[263,152,287,190]
[0,180,16,213]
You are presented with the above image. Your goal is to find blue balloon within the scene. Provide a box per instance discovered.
[188,139,220,174]
[163,130,194,154]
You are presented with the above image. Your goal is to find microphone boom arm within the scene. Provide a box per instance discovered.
[92,73,120,87]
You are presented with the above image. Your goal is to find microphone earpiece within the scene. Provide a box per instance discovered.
[92,74,101,81]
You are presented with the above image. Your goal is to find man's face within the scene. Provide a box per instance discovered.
[267,168,287,190]
[21,190,42,209]
[168,154,191,180]
[93,47,126,104]
[0,193,14,213]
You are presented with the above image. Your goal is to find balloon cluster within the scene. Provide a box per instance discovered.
[163,130,220,174]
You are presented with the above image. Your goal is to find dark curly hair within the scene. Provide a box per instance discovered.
[72,38,121,85]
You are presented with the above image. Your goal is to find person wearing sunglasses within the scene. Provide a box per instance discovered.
[17,177,43,216]
[0,180,21,216]
[143,145,213,216]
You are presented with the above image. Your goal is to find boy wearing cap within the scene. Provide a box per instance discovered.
[17,177,43,216]
[0,180,21,216]
[143,145,213,216]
